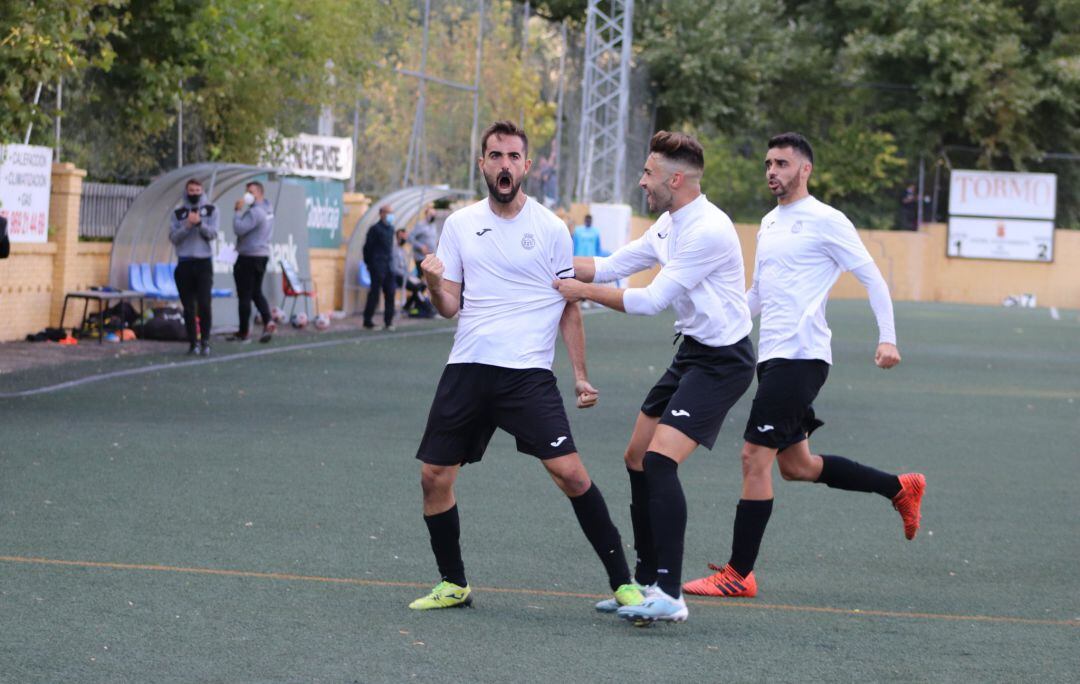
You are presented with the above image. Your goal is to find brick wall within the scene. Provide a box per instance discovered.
[4,181,1077,343]
[0,242,56,339]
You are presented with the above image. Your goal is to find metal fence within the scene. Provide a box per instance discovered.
[79,182,145,239]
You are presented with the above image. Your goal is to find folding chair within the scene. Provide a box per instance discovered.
[280,259,318,318]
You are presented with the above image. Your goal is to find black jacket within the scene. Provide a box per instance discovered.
[363,219,394,266]
[0,215,9,259]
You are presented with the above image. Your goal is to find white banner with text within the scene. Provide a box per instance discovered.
[0,144,52,243]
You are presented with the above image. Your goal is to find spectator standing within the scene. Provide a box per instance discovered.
[169,178,218,356]
[0,212,9,259]
[229,181,276,343]
[409,208,438,271]
[898,184,919,230]
[363,204,397,330]
[572,214,606,258]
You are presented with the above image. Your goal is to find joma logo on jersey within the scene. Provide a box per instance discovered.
[521,233,536,250]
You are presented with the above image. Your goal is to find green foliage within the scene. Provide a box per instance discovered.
[636,0,1080,228]
[355,0,554,195]
[521,1,588,25]
[638,0,791,134]
[698,134,772,224]
[0,0,124,143]
[29,0,402,181]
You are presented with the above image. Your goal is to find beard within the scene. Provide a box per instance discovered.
[485,169,522,204]
[645,184,673,213]
[769,175,799,199]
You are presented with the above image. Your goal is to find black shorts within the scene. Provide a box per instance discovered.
[640,335,756,450]
[742,359,830,450]
[416,363,577,466]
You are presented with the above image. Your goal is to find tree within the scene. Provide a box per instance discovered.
[54,0,404,181]
[0,0,123,144]
[353,0,555,195]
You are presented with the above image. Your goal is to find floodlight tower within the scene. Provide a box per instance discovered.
[575,0,634,204]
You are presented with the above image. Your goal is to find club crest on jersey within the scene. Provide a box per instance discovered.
[521,233,536,250]
[791,221,803,233]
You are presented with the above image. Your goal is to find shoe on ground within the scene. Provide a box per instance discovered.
[384,323,396,331]
[892,472,926,540]
[363,321,376,330]
[595,582,646,613]
[199,342,211,357]
[408,580,472,610]
[682,563,757,598]
[186,344,199,356]
[616,587,688,626]
[225,334,250,343]
[259,321,276,343]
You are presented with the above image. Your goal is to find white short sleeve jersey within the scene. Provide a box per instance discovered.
[436,197,574,370]
[593,194,752,347]
[753,195,875,364]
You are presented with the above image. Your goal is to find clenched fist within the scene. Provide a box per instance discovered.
[575,379,599,409]
[875,342,901,369]
[421,253,444,289]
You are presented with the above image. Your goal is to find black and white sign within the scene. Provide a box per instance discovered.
[948,170,1057,263]
[946,217,1054,262]
[263,133,353,181]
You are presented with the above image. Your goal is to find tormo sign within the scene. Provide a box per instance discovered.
[948,170,1057,220]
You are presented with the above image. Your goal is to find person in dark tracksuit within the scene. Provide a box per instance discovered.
[362,204,397,330]
[228,181,275,343]
[169,178,219,356]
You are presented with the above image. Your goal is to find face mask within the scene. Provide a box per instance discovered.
[398,238,408,246]
[385,213,396,226]
[187,193,201,205]
[243,192,255,206]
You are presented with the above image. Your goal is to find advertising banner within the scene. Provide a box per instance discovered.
[948,170,1057,220]
[946,217,1054,262]
[263,133,353,181]
[0,144,52,243]
[948,170,1057,262]
[283,177,345,248]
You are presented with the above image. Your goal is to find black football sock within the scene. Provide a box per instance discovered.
[727,498,773,578]
[817,454,901,499]
[627,467,658,586]
[570,483,632,591]
[643,451,686,598]
[423,505,467,587]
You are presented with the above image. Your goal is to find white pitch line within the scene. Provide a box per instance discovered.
[0,326,455,399]
[0,307,612,399]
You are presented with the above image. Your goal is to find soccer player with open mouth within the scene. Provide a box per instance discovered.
[408,121,643,614]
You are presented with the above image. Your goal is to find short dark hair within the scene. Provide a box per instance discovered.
[649,131,704,170]
[246,181,264,193]
[768,132,814,165]
[185,178,203,190]
[480,120,529,157]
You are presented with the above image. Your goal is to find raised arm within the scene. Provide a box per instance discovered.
[419,253,461,319]
[591,234,657,283]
